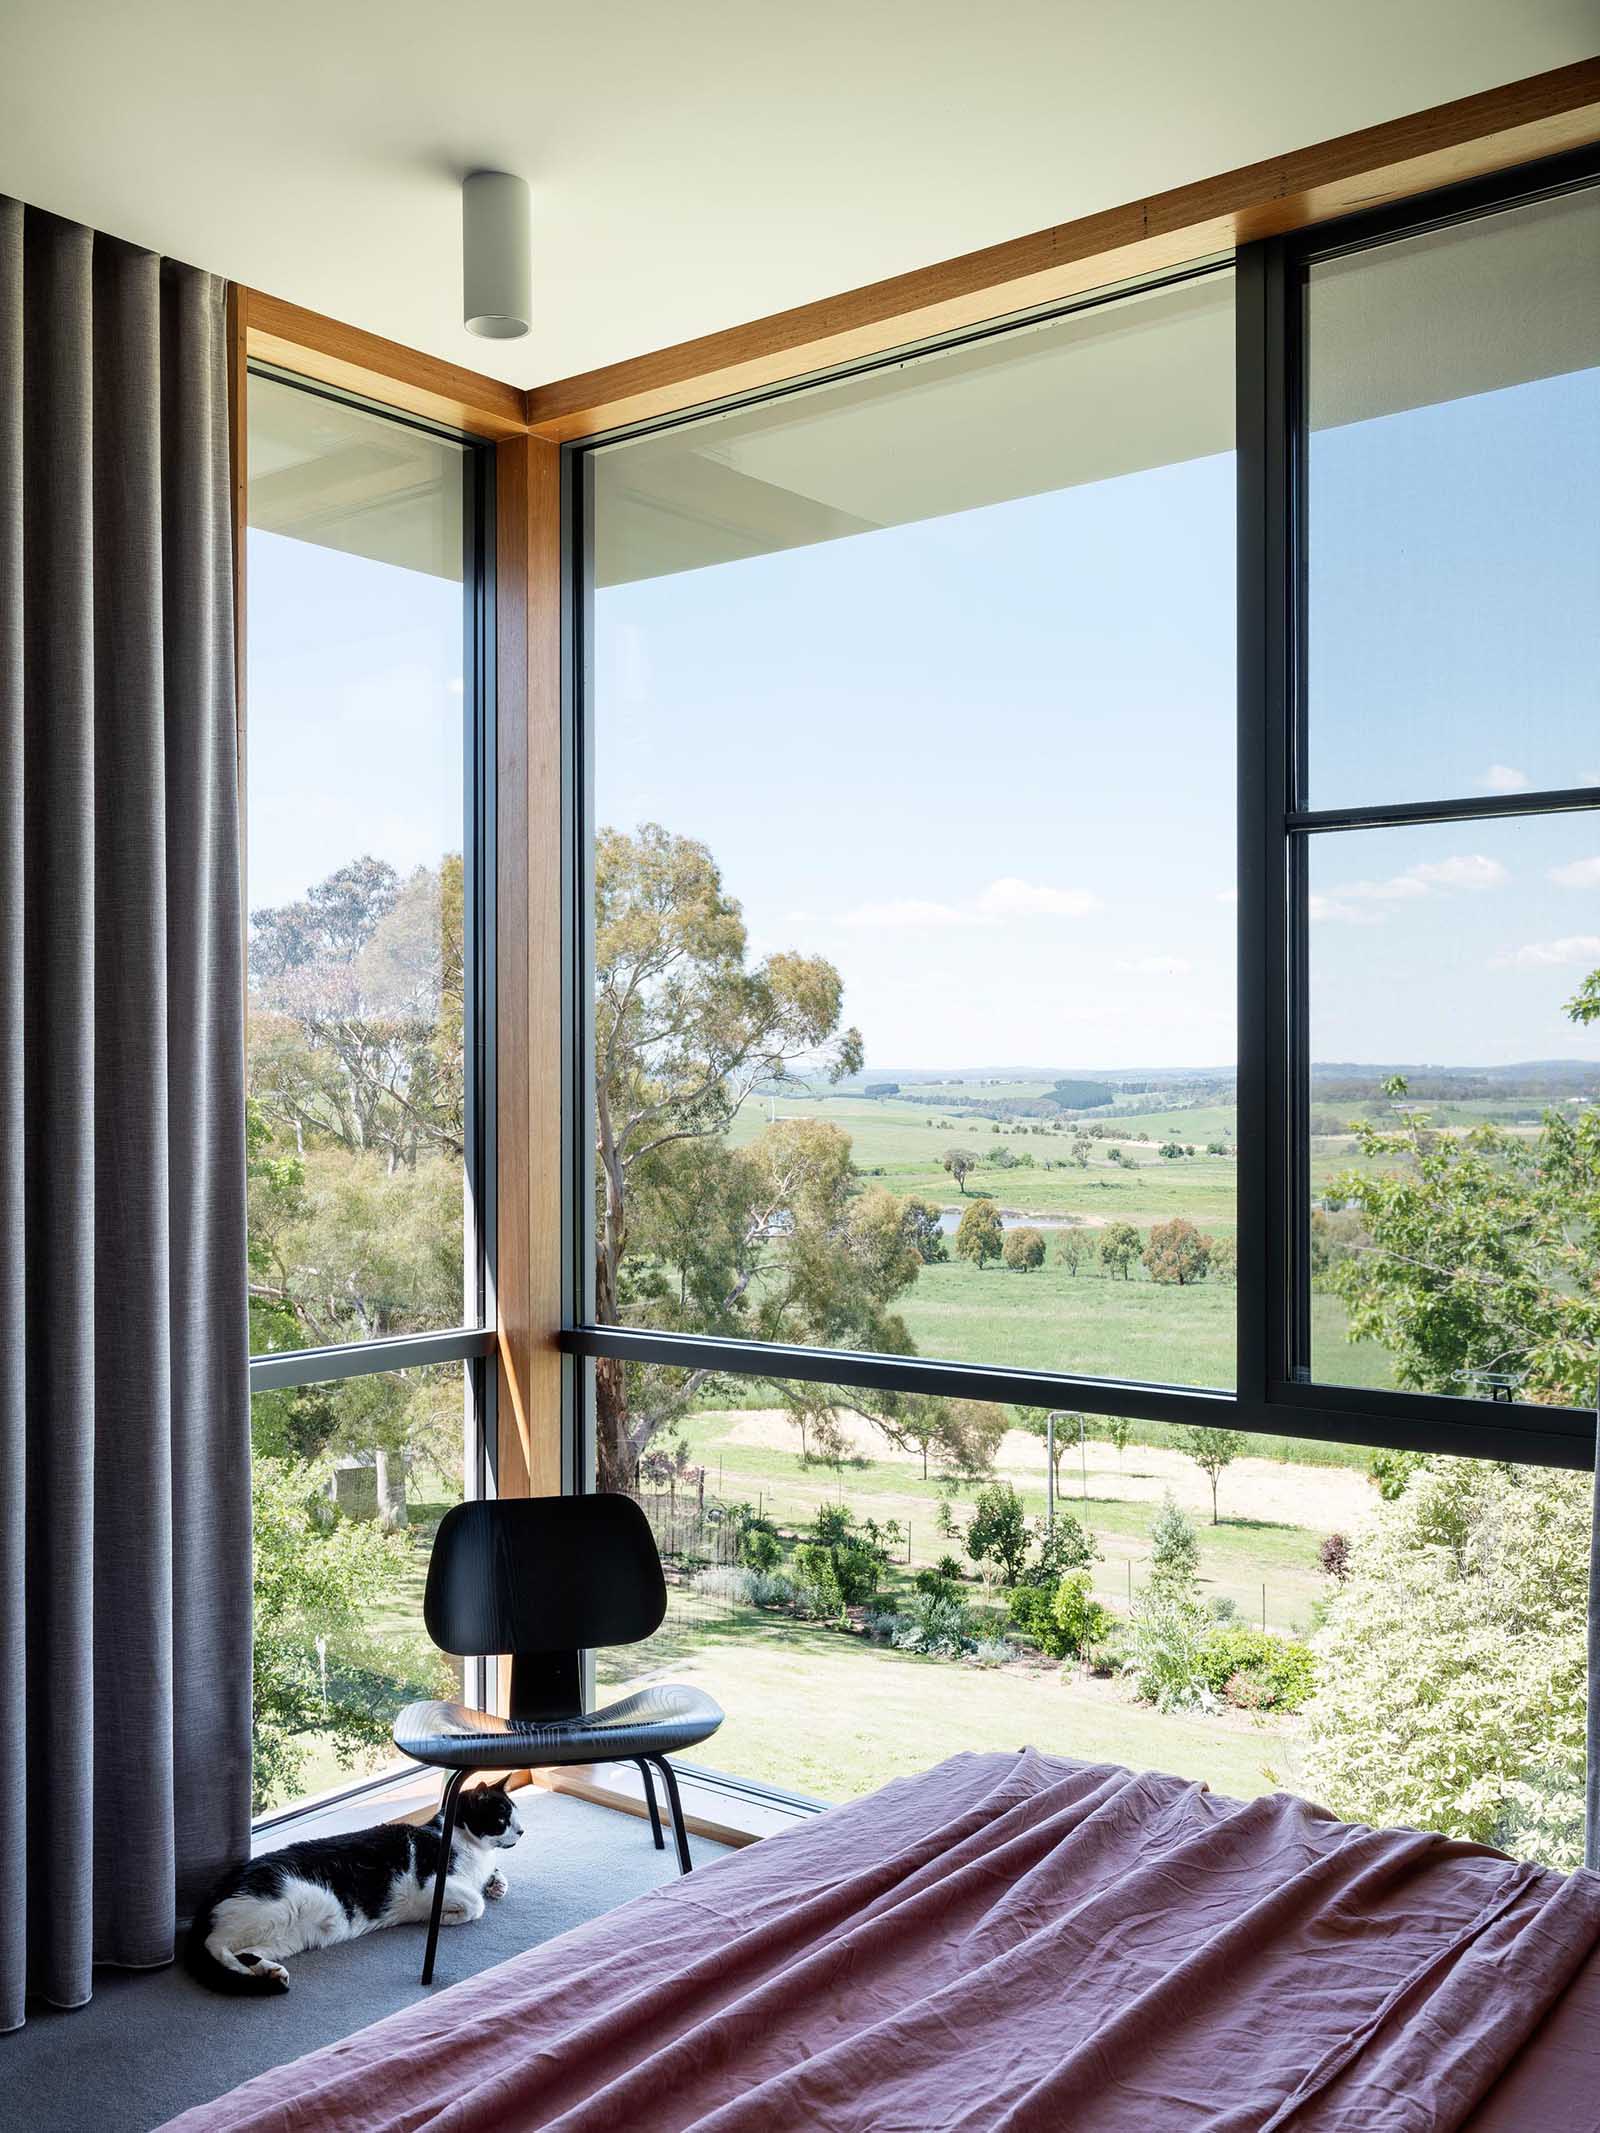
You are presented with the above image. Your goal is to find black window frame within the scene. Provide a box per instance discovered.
[562,145,1600,1480]
[241,368,501,1818]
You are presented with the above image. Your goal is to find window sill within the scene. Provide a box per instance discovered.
[253,1757,824,1854]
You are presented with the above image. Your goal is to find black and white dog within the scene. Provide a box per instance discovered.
[185,1777,523,1994]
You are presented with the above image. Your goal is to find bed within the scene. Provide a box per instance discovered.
[160,1750,1600,2132]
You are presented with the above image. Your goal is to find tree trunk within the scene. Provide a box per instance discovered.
[374,1444,408,1529]
[1210,1476,1219,1525]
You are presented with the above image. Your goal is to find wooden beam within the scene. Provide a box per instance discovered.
[244,288,528,439]
[526,58,1600,442]
[494,429,564,1507]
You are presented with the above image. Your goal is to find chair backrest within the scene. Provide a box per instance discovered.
[423,1493,667,1659]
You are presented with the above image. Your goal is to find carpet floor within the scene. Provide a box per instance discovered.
[9,1790,727,2133]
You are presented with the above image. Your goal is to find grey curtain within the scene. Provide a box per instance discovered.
[0,196,251,2032]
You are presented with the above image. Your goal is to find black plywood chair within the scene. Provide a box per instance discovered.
[394,1493,723,1984]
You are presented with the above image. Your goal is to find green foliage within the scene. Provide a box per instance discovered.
[901,1197,949,1264]
[1149,1489,1200,1583]
[1054,1228,1086,1273]
[1052,1572,1116,1660]
[1098,1221,1142,1280]
[942,1146,980,1193]
[954,1198,1004,1268]
[1124,1579,1214,1714]
[934,1553,965,1583]
[915,1565,960,1601]
[591,823,869,1485]
[1101,1415,1133,1461]
[793,1503,883,1611]
[1176,1424,1239,1523]
[1303,1459,1590,1869]
[965,1481,1030,1586]
[250,1459,443,1812]
[1369,1447,1429,1501]
[1007,1581,1062,1653]
[1144,1217,1213,1286]
[892,1590,973,1657]
[1325,1017,1600,1405]
[740,1524,782,1573]
[1002,1225,1047,1271]
[1195,1626,1316,1711]
[1020,1507,1098,1587]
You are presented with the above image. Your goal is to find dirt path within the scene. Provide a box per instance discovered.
[713,1407,1374,1531]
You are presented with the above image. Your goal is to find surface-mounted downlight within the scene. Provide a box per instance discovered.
[463,170,532,340]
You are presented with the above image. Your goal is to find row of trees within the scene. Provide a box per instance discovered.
[949,1202,1236,1288]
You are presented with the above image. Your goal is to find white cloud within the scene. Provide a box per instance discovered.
[1330,854,1507,903]
[1479,764,1531,795]
[1502,934,1600,969]
[1115,955,1194,976]
[1548,857,1600,890]
[1408,854,1509,891]
[840,898,978,930]
[1309,895,1384,926]
[1335,875,1429,903]
[974,877,1102,920]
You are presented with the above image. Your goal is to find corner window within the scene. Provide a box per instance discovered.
[245,374,494,1814]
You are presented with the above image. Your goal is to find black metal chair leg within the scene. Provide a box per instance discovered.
[650,1755,693,1876]
[636,1758,665,1850]
[421,1768,469,1985]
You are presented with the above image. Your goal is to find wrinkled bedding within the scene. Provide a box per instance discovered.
[160,1750,1600,2132]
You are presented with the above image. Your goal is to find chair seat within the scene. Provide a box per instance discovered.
[393,1681,724,1771]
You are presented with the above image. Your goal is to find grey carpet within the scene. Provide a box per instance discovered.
[7,1791,727,2133]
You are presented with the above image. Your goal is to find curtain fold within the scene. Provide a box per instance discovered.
[0,194,250,2033]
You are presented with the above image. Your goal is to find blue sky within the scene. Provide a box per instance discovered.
[595,365,1598,1072]
[248,358,1598,1075]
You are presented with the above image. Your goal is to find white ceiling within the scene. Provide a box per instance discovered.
[1,3,1595,391]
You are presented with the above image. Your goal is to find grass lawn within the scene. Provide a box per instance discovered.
[604,1605,1298,1804]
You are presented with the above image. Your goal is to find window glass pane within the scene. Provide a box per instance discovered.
[250,1362,468,1815]
[1306,187,1600,810]
[601,1369,1585,1868]
[1306,811,1600,1396]
[588,272,1237,1486]
[246,377,472,1354]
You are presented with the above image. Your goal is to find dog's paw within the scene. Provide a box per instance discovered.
[484,1871,508,1901]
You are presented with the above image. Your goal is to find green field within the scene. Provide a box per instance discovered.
[721,1086,1403,1390]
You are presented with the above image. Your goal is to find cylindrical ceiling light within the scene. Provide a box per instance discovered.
[462,170,532,339]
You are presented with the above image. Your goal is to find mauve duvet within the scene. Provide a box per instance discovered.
[160,1750,1600,2133]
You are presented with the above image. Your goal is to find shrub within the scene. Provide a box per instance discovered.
[1319,1531,1351,1583]
[966,1481,1030,1586]
[748,1571,797,1609]
[862,1608,910,1642]
[1052,1572,1115,1659]
[1003,1226,1046,1271]
[1303,1460,1588,1869]
[692,1565,759,1604]
[892,1590,973,1657]
[915,1566,959,1601]
[1149,1491,1200,1585]
[1019,1509,1097,1588]
[934,1553,964,1583]
[1123,1581,1215,1713]
[1195,1626,1316,1711]
[791,1546,845,1619]
[1209,1594,1239,1623]
[1007,1582,1062,1653]
[1144,1216,1214,1285]
[811,1503,853,1548]
[740,1526,783,1573]
[970,1638,1015,1668]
